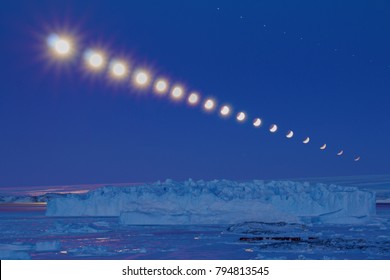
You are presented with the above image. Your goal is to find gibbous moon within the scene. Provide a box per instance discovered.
[236,112,246,122]
[85,50,105,70]
[220,105,231,116]
[269,124,278,133]
[303,137,310,144]
[204,99,216,111]
[134,70,150,87]
[188,92,200,105]
[171,86,185,100]
[320,144,327,150]
[110,60,128,79]
[337,150,344,156]
[354,156,361,162]
[253,118,262,127]
[154,79,168,94]
[48,34,72,57]
[286,130,294,138]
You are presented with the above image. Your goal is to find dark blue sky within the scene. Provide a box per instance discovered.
[0,0,389,188]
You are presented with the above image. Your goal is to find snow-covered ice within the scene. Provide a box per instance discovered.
[1,176,388,260]
[46,180,375,224]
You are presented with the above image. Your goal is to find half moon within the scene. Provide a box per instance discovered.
[236,112,246,122]
[269,124,278,133]
[286,130,294,138]
[354,156,361,162]
[337,150,344,156]
[303,137,310,144]
[253,118,262,127]
[320,144,327,150]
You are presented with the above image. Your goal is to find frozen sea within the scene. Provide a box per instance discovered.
[1,176,390,260]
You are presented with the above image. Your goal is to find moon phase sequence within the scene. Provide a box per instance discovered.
[45,32,360,163]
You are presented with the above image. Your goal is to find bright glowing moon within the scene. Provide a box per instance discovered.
[269,124,278,133]
[110,60,128,78]
[85,50,105,70]
[253,118,262,127]
[188,92,200,105]
[134,70,150,87]
[303,137,310,144]
[220,105,231,116]
[47,34,72,57]
[204,99,215,111]
[171,86,184,100]
[320,144,327,150]
[286,130,294,138]
[236,112,246,122]
[154,79,168,94]
[337,150,344,156]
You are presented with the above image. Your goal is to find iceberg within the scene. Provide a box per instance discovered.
[46,179,376,224]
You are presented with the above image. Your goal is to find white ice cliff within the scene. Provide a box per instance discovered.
[46,180,376,224]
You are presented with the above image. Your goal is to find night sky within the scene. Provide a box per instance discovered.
[0,0,389,188]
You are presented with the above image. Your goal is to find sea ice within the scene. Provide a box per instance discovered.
[0,250,31,260]
[35,241,61,252]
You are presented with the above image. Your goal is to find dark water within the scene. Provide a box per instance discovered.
[0,203,46,215]
[376,203,390,216]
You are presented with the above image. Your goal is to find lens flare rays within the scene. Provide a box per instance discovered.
[133,70,151,88]
[47,33,74,59]
[109,60,128,79]
[84,50,105,70]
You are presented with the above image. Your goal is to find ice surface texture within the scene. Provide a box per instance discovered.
[35,241,61,252]
[46,180,376,224]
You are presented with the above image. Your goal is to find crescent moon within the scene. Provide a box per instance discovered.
[303,137,310,144]
[269,124,278,133]
[354,156,361,162]
[286,130,294,138]
[337,150,344,156]
[320,144,327,150]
